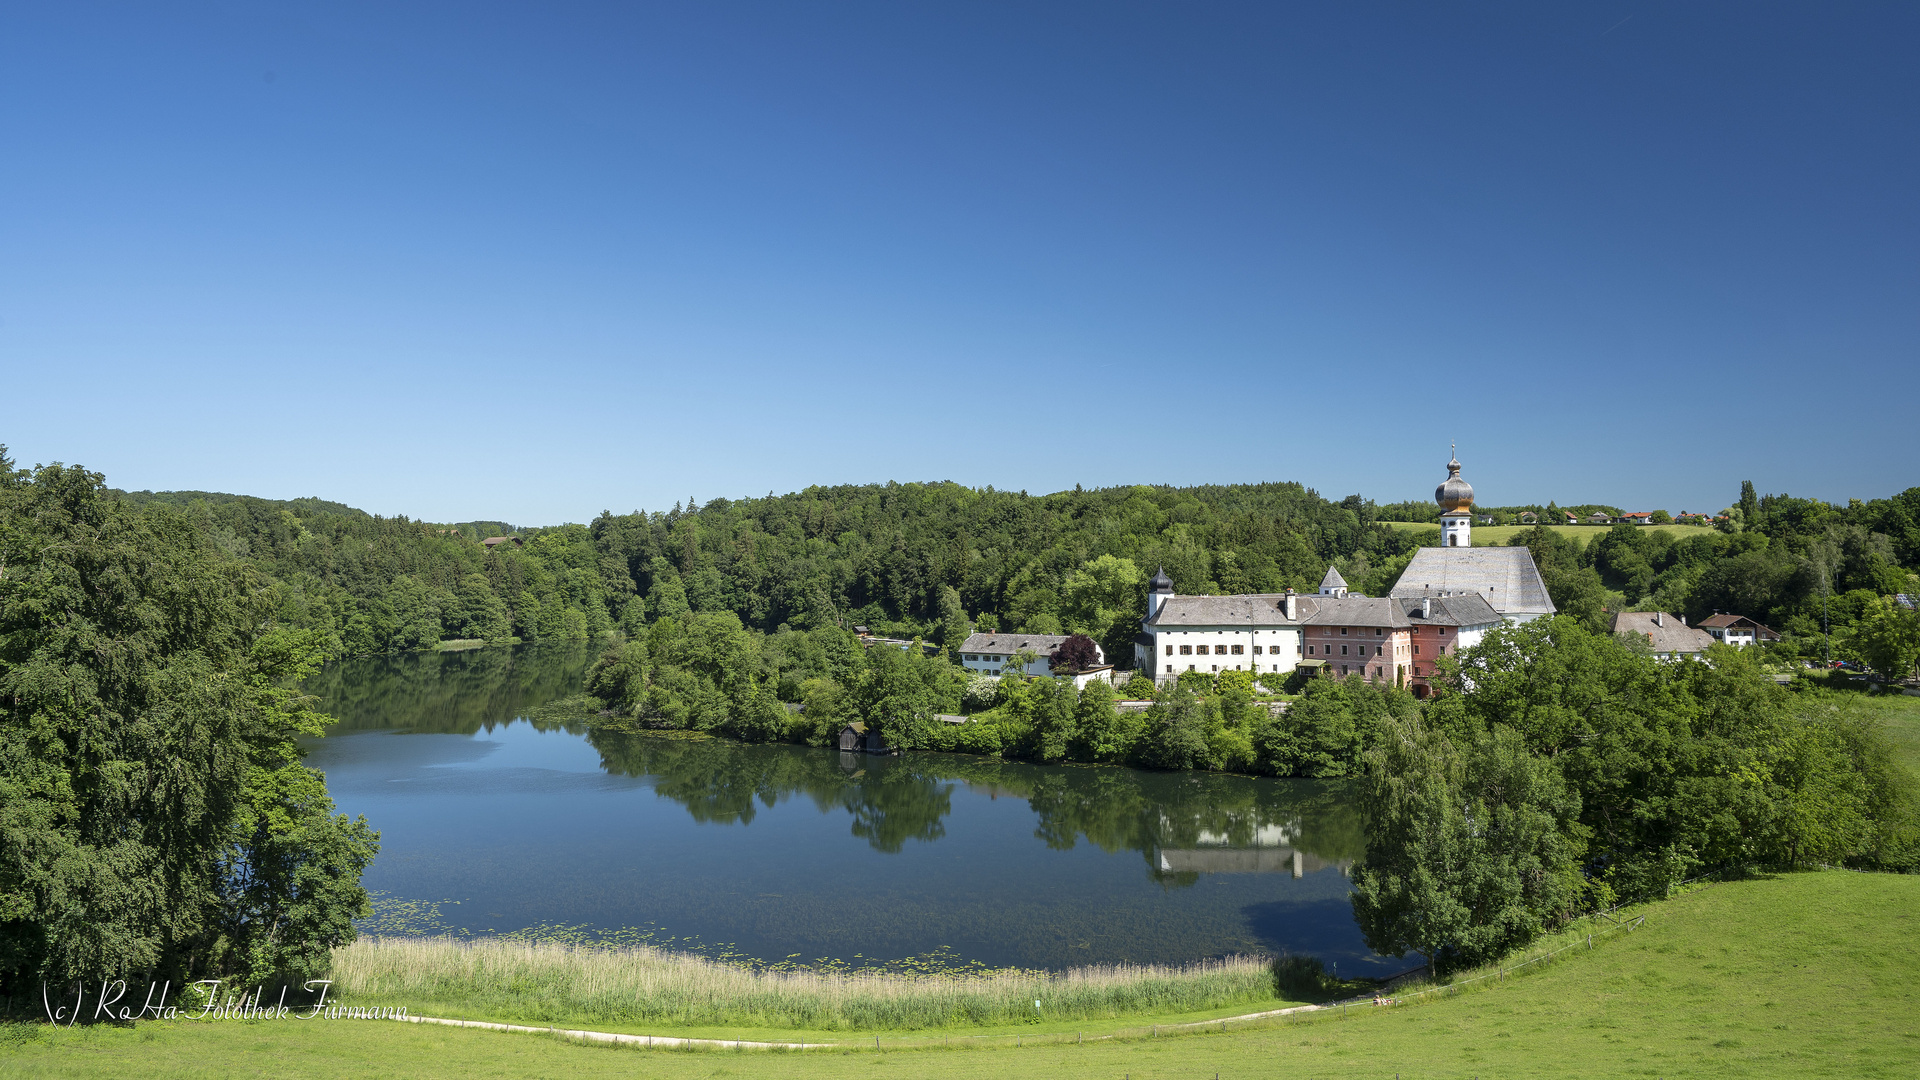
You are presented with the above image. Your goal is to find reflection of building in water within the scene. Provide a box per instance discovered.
[1151,817,1351,878]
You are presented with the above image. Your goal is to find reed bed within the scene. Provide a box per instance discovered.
[329,937,1279,1030]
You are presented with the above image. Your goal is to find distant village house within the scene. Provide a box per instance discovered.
[1697,613,1780,648]
[1612,611,1715,661]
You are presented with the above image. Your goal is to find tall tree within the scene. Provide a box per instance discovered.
[0,452,375,992]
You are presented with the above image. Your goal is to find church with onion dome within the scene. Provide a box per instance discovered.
[1386,453,1555,625]
[1134,452,1554,689]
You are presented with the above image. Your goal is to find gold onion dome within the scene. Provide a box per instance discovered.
[1435,455,1474,513]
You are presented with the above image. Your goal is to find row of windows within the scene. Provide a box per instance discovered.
[1316,626,1452,636]
[1165,664,1289,674]
[1165,643,1302,656]
[1306,643,1449,657]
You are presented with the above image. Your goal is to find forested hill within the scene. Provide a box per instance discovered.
[113,487,370,519]
[88,476,1920,669]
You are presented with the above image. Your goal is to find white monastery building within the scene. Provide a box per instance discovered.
[1135,453,1554,692]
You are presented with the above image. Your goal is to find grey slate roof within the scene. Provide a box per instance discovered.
[1612,611,1716,654]
[1319,565,1348,589]
[1303,593,1502,629]
[959,632,1080,655]
[1145,592,1500,631]
[1389,547,1555,617]
[1146,594,1304,628]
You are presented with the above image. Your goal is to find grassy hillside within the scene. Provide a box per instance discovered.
[1855,691,1920,776]
[6,869,1915,1078]
[1381,520,1715,549]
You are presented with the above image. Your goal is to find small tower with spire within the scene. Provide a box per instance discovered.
[1145,566,1175,622]
[1436,446,1475,548]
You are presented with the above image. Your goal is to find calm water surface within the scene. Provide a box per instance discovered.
[301,644,1406,974]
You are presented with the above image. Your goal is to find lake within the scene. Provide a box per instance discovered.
[301,642,1408,975]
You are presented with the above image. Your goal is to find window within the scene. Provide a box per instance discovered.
[1441,626,1450,635]
[1165,664,1173,673]
[1414,645,1420,655]
[1341,627,1349,635]
[1252,645,1263,655]
[1341,645,1349,655]
[1375,628,1383,636]
[1179,645,1192,655]
[1165,645,1173,656]
[1211,665,1218,672]
[1196,644,1209,655]
[1231,644,1244,655]
[1375,646,1382,656]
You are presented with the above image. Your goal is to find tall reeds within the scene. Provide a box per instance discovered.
[329,937,1278,1030]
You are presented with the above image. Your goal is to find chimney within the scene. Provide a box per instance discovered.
[1680,615,1686,626]
[1283,589,1297,620]
[1655,612,1664,628]
[1418,596,1431,619]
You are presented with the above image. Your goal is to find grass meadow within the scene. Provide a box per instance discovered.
[1852,689,1920,775]
[6,869,1916,1078]
[1380,520,1714,548]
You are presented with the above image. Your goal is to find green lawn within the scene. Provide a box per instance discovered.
[1854,690,1920,776]
[1381,520,1713,548]
[7,869,1916,1078]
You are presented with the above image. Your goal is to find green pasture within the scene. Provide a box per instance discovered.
[1854,690,1920,776]
[1380,520,1713,548]
[7,869,1915,1078]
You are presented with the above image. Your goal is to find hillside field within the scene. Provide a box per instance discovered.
[1381,520,1715,548]
[6,869,1915,1079]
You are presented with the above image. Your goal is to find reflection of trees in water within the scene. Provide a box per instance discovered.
[584,731,1364,874]
[302,642,596,734]
[586,733,953,853]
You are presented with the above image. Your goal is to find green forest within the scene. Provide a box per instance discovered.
[110,476,1920,673]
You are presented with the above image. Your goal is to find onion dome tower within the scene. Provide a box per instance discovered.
[1145,566,1175,621]
[1436,447,1474,548]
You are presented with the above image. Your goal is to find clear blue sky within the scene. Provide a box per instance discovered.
[3,2,1915,524]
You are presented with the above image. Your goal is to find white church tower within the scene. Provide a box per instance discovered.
[1437,448,1474,548]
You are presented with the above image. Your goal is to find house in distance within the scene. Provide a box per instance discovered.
[958,632,1112,687]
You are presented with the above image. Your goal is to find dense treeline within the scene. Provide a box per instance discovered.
[578,609,1428,779]
[112,476,1920,679]
[1350,617,1918,975]
[0,452,376,996]
[115,480,1433,665]
[1511,484,1920,671]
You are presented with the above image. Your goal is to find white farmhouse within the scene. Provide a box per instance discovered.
[957,632,1106,680]
[1696,613,1780,648]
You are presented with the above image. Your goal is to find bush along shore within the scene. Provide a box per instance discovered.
[325,937,1303,1031]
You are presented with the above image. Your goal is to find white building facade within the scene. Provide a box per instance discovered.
[1139,578,1309,685]
[957,632,1104,678]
